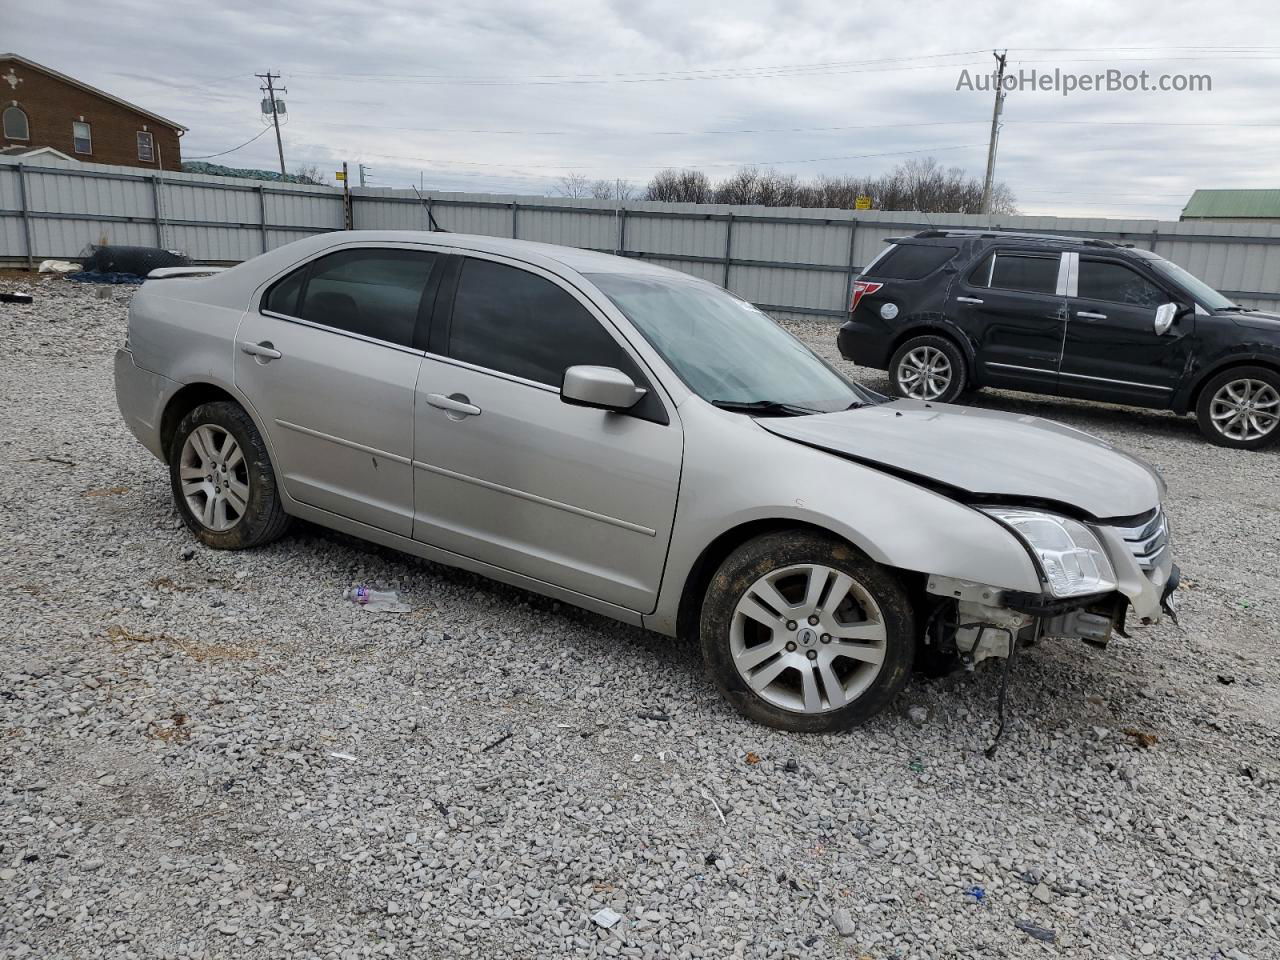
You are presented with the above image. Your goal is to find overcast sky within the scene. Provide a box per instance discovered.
[10,0,1280,219]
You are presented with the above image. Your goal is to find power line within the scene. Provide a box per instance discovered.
[185,125,272,159]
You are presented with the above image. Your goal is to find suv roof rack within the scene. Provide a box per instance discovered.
[905,229,1128,248]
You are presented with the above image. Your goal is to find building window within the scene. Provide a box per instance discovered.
[2,105,28,140]
[137,131,154,162]
[72,120,92,154]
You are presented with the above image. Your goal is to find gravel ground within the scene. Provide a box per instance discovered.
[1,275,1277,960]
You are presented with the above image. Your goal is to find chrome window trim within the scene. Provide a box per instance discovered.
[1055,252,1073,297]
[420,349,560,395]
[258,309,425,357]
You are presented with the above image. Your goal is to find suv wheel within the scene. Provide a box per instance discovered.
[1195,366,1280,450]
[169,401,291,549]
[700,530,914,732]
[888,335,968,403]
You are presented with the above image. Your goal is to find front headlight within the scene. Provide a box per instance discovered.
[981,507,1118,598]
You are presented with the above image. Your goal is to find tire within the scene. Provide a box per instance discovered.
[699,530,915,732]
[887,334,968,403]
[168,401,291,549]
[1194,365,1280,450]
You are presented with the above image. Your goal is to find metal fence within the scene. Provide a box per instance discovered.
[5,156,1280,318]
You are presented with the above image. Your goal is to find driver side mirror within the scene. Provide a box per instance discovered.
[1154,302,1177,336]
[561,365,645,411]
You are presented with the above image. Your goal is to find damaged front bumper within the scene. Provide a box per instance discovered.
[925,511,1178,665]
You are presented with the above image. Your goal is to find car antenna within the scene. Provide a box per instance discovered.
[412,186,448,233]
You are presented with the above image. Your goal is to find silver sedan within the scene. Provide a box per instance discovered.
[115,231,1177,731]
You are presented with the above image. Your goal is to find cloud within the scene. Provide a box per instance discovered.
[8,0,1280,217]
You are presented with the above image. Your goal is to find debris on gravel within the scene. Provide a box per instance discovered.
[1,279,1277,958]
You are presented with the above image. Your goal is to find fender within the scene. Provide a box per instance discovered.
[1171,342,1280,414]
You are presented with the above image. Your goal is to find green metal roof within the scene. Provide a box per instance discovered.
[1181,189,1280,219]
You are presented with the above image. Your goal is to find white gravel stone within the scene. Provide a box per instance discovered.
[0,277,1277,959]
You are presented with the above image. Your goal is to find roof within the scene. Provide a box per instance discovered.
[0,145,78,162]
[1181,189,1280,220]
[0,53,188,132]
[248,231,687,283]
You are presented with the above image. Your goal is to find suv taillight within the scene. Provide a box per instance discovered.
[850,280,883,313]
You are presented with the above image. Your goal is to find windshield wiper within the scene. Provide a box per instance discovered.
[710,399,823,417]
[1218,305,1251,312]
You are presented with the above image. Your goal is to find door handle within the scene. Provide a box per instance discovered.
[426,393,481,417]
[241,341,282,360]
[956,296,984,305]
[1076,311,1108,321]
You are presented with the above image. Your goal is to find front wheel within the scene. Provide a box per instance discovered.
[700,531,915,732]
[887,335,968,403]
[169,401,291,549]
[1195,366,1280,450]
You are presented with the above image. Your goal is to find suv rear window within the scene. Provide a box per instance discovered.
[868,244,957,280]
[973,252,1060,295]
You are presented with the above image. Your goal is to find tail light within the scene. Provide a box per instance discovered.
[850,280,883,313]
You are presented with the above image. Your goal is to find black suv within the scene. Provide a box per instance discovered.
[838,229,1280,449]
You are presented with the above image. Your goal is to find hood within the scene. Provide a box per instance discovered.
[758,399,1163,520]
[1222,308,1280,332]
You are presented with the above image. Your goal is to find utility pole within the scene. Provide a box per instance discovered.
[980,50,1008,215]
[358,163,370,187]
[257,71,287,176]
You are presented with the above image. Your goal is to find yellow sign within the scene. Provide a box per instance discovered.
[335,171,346,181]
[854,195,871,210]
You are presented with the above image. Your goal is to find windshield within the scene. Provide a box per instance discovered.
[1146,256,1237,311]
[587,272,870,414]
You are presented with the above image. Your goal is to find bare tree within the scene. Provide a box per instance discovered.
[555,172,591,198]
[644,169,713,203]
[589,179,636,201]
[642,159,1016,214]
[292,164,326,186]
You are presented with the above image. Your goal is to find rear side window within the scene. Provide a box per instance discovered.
[977,253,1060,295]
[264,248,437,348]
[449,258,634,387]
[868,244,957,280]
[1078,260,1166,307]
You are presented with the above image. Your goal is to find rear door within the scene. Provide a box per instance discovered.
[1058,255,1193,406]
[953,247,1067,392]
[235,246,440,536]
[410,254,683,613]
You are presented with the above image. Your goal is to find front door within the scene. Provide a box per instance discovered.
[953,248,1067,392]
[1059,255,1194,407]
[411,255,682,612]
[235,246,439,536]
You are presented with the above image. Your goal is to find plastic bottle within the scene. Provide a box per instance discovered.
[344,586,410,612]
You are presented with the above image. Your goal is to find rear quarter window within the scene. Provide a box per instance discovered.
[868,244,958,280]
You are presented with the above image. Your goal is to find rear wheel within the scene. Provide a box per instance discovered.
[169,401,291,549]
[699,531,915,732]
[888,335,968,403]
[1195,366,1280,450]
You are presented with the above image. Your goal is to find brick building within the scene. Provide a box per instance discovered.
[1,54,186,170]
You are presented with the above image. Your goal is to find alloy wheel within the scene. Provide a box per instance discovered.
[1209,378,1280,443]
[897,346,953,400]
[730,563,887,714]
[179,425,250,531]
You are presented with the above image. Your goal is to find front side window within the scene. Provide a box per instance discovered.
[72,121,92,154]
[137,131,154,162]
[980,252,1060,295]
[2,105,28,140]
[264,248,437,348]
[448,258,635,387]
[1077,260,1166,307]
[589,272,868,414]
[1146,256,1236,311]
